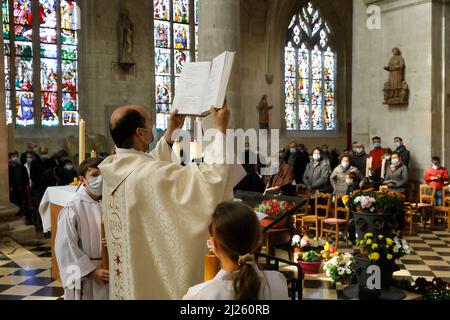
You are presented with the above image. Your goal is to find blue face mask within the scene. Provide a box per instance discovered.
[147,127,159,152]
[373,143,381,149]
[88,175,103,197]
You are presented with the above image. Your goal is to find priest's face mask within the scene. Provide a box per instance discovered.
[137,127,154,153]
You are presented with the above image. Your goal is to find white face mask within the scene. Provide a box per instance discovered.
[384,156,391,160]
[312,154,321,161]
[290,148,296,154]
[355,148,363,154]
[64,164,74,171]
[341,161,350,169]
[11,156,19,163]
[271,162,280,170]
[26,157,33,163]
[394,142,401,148]
[88,175,103,197]
[432,164,439,170]
[391,159,399,165]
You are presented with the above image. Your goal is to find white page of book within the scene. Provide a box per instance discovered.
[216,52,235,110]
[202,52,227,112]
[172,61,211,115]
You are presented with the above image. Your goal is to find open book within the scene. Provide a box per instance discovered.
[172,51,236,116]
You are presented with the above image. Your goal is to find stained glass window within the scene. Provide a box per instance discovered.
[153,0,199,130]
[2,0,80,127]
[284,1,336,131]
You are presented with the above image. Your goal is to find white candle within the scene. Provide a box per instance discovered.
[381,158,386,179]
[79,119,85,165]
[366,158,370,177]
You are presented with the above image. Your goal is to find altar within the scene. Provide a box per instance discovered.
[39,185,78,280]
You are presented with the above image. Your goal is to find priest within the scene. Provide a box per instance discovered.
[99,103,234,300]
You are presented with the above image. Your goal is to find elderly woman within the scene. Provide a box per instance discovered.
[383,151,408,194]
[303,147,330,194]
[264,151,295,196]
[330,154,364,198]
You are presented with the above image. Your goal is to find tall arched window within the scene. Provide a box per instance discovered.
[2,0,80,127]
[153,0,198,130]
[284,1,335,131]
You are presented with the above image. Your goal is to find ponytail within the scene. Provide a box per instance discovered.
[233,262,261,300]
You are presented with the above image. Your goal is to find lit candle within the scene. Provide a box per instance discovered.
[90,149,97,158]
[366,158,370,177]
[79,119,85,164]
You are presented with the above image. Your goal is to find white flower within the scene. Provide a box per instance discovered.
[354,196,362,203]
[291,234,301,246]
[346,267,352,274]
[337,267,345,275]
[326,270,331,277]
[300,236,309,247]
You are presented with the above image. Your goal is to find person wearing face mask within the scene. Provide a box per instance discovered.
[303,147,331,197]
[39,146,56,171]
[369,136,384,179]
[264,151,295,196]
[292,143,310,185]
[8,152,30,220]
[61,159,78,184]
[393,137,410,167]
[183,201,289,300]
[20,142,40,165]
[99,101,242,300]
[55,157,109,300]
[350,142,370,175]
[424,156,449,206]
[330,155,364,198]
[383,151,408,193]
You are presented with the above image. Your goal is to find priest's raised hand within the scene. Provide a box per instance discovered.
[100,104,235,300]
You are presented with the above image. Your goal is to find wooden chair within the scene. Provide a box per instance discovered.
[300,192,332,239]
[403,202,420,236]
[431,185,450,231]
[417,184,436,228]
[293,184,311,229]
[320,196,350,246]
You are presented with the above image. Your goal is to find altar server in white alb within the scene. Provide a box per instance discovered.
[100,102,237,300]
[55,158,109,300]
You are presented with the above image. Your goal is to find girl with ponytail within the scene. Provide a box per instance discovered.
[183,201,289,300]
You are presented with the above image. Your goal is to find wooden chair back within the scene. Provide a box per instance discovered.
[419,184,436,205]
[442,185,450,207]
[334,196,350,221]
[314,192,332,218]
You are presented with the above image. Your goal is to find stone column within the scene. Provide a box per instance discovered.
[198,0,241,130]
[0,12,27,240]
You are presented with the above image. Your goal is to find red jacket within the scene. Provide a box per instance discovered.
[424,166,449,190]
[369,148,384,176]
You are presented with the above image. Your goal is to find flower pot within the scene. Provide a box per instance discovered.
[298,260,322,274]
[353,212,394,239]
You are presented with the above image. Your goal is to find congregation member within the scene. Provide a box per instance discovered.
[264,151,295,196]
[424,156,449,205]
[369,136,384,178]
[394,136,411,167]
[62,159,78,184]
[8,152,30,220]
[345,171,361,195]
[55,158,109,300]
[293,143,310,184]
[183,201,289,300]
[39,146,56,171]
[383,151,408,194]
[330,154,364,198]
[285,141,299,167]
[350,142,370,175]
[303,147,330,197]
[100,103,237,300]
[321,144,332,170]
[20,142,40,165]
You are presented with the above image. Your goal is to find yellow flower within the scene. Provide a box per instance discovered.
[364,233,373,239]
[69,178,80,186]
[387,254,393,260]
[371,243,378,250]
[386,238,393,246]
[342,195,349,207]
[366,239,372,245]
[324,241,330,252]
[378,235,384,240]
[369,252,380,261]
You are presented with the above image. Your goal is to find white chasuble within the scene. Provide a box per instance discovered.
[54,186,109,300]
[99,133,235,300]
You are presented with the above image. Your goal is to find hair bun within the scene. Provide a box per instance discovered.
[238,253,255,266]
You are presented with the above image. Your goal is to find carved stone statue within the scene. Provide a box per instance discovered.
[118,9,134,65]
[383,47,408,105]
[258,94,273,129]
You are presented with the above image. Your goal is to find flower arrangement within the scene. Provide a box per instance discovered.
[320,241,338,261]
[356,233,410,265]
[342,190,404,215]
[301,250,322,263]
[323,253,355,284]
[293,233,326,252]
[255,199,294,216]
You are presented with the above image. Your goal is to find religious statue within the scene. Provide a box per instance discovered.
[383,47,409,105]
[258,95,273,130]
[118,9,134,65]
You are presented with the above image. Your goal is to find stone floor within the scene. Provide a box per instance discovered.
[0,227,449,300]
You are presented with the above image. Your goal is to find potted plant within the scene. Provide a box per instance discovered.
[298,250,323,274]
[323,252,356,286]
[320,241,338,261]
[255,198,294,229]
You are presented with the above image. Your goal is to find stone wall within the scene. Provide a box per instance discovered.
[352,0,447,180]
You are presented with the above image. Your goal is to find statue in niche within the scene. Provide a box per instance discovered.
[383,47,409,105]
[118,9,134,66]
[258,95,273,130]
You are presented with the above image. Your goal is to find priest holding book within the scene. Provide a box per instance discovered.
[99,102,235,300]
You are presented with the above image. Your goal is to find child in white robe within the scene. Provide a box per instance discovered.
[183,201,289,300]
[55,158,109,300]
